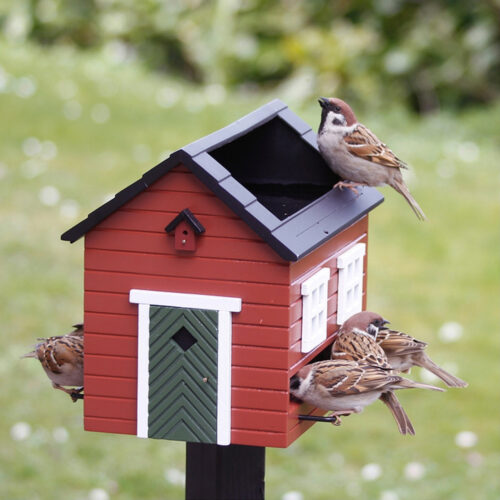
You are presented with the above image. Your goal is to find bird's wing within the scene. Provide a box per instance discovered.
[332,332,392,370]
[343,124,407,169]
[39,335,83,373]
[315,360,393,395]
[377,328,427,356]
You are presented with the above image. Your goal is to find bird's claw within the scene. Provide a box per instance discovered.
[334,181,362,195]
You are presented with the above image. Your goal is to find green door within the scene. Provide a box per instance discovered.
[148,305,218,443]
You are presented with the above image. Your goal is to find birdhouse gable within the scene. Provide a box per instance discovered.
[62,99,384,262]
[165,208,205,252]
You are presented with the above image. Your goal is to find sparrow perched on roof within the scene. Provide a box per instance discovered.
[23,324,84,402]
[290,358,443,435]
[376,327,468,388]
[317,97,426,220]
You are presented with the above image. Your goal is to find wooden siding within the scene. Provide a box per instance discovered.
[82,164,370,448]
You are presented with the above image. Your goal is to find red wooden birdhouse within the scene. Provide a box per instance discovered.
[62,99,383,448]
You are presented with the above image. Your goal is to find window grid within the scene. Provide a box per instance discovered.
[301,268,330,353]
[337,243,366,325]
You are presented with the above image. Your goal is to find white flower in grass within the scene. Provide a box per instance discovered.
[282,491,303,500]
[404,461,426,480]
[91,103,111,124]
[455,431,478,448]
[21,160,46,179]
[39,185,61,206]
[15,76,37,98]
[156,86,180,108]
[438,322,463,343]
[380,491,399,500]
[361,463,382,481]
[164,467,185,486]
[0,161,7,179]
[41,140,58,161]
[133,144,151,163]
[419,368,439,384]
[11,422,31,441]
[457,142,479,163]
[88,488,109,500]
[204,83,226,105]
[60,200,80,219]
[22,137,42,157]
[52,426,69,443]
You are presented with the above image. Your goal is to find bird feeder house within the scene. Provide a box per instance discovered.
[62,99,383,448]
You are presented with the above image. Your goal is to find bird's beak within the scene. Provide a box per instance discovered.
[318,97,329,109]
[382,318,390,326]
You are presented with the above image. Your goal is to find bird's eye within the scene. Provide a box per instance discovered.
[334,106,341,113]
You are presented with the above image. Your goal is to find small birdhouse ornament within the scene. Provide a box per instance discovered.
[165,208,205,252]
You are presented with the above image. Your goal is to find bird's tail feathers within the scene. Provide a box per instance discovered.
[380,391,415,435]
[391,179,427,221]
[415,353,468,388]
[395,377,445,392]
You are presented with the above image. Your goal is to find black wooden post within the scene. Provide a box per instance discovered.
[186,443,265,500]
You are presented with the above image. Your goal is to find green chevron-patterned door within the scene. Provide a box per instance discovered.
[148,305,218,443]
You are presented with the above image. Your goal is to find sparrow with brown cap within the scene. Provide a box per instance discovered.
[317,97,426,220]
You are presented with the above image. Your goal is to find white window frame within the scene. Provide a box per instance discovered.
[336,243,366,325]
[129,289,241,446]
[301,267,331,353]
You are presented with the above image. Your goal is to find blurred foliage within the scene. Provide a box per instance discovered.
[1,0,499,112]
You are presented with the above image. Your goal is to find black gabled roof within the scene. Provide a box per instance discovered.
[61,99,383,261]
[165,208,205,234]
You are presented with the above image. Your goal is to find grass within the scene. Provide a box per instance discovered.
[1,40,499,500]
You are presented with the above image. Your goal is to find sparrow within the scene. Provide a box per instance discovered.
[332,311,468,388]
[330,311,420,434]
[290,358,443,435]
[317,97,426,220]
[376,327,468,388]
[23,323,84,402]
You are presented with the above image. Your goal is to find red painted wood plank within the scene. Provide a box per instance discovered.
[85,291,294,328]
[86,229,280,263]
[148,169,213,194]
[85,312,137,336]
[232,388,288,412]
[85,395,136,420]
[232,367,288,390]
[86,375,137,399]
[231,408,287,433]
[85,249,289,285]
[85,270,290,306]
[85,291,136,316]
[231,429,287,448]
[98,210,261,241]
[84,416,136,435]
[85,334,137,357]
[86,354,137,378]
[290,217,368,281]
[232,325,290,348]
[236,303,292,328]
[232,345,289,370]
[123,190,235,218]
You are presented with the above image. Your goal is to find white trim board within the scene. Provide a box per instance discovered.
[130,289,241,312]
[130,289,240,446]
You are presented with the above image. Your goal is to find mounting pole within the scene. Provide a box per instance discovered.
[186,443,265,500]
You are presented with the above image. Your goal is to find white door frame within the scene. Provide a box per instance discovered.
[129,289,242,446]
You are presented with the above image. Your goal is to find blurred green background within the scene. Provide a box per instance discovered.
[1,1,499,499]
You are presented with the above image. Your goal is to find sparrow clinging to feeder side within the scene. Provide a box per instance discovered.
[317,97,426,220]
[23,323,84,402]
[332,311,468,388]
[290,357,444,435]
[376,326,468,388]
